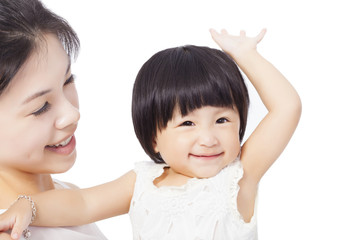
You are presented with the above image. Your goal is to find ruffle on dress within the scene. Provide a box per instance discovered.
[129,158,257,240]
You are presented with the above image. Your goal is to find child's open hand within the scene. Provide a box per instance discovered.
[209,28,266,62]
[0,198,33,240]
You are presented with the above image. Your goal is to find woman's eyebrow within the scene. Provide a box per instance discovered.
[65,60,71,76]
[23,60,70,105]
[22,89,51,104]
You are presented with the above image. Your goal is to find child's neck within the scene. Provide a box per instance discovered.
[153,167,192,187]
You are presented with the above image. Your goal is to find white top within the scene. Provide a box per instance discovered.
[0,180,107,240]
[129,158,257,240]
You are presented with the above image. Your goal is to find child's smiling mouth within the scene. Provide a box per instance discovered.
[189,152,224,160]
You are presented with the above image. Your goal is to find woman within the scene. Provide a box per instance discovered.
[0,0,107,239]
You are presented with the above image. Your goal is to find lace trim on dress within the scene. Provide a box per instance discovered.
[130,158,258,239]
[228,158,257,226]
[134,158,245,193]
[133,158,257,224]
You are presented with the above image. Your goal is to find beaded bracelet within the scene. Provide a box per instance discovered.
[17,195,37,224]
[22,228,31,239]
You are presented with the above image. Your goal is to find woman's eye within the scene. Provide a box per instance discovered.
[32,102,51,116]
[216,117,229,124]
[180,121,194,126]
[64,75,75,86]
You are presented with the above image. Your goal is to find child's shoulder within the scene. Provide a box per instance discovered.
[134,161,167,174]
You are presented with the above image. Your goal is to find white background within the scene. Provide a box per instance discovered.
[42,0,360,239]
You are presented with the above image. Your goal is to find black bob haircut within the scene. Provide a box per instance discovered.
[132,45,250,163]
[0,0,79,96]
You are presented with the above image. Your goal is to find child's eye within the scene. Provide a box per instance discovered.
[180,121,195,126]
[64,75,75,86]
[216,117,229,124]
[32,102,51,116]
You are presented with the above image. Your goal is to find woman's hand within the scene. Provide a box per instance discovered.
[209,28,266,63]
[0,232,13,240]
[0,198,33,240]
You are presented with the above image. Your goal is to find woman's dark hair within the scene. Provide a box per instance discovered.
[0,0,79,96]
[132,45,249,163]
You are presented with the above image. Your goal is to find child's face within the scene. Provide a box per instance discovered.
[0,34,80,174]
[154,105,241,178]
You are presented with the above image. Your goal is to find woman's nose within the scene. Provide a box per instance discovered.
[55,100,80,129]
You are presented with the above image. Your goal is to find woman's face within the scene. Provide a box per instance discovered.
[0,34,80,174]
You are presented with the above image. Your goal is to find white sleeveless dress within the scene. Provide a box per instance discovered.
[129,158,258,240]
[0,180,107,240]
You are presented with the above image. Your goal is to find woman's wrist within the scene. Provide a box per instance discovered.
[16,195,37,224]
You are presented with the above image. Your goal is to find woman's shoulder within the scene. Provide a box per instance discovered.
[53,179,79,190]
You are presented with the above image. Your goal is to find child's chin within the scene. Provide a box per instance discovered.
[194,170,220,179]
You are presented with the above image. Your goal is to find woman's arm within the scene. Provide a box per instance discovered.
[210,29,302,183]
[0,170,136,239]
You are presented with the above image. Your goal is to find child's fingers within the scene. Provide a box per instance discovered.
[220,29,228,35]
[209,28,218,36]
[209,28,221,43]
[255,28,267,43]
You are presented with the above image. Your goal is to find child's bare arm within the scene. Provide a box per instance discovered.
[0,170,136,239]
[210,29,302,183]
[37,170,137,225]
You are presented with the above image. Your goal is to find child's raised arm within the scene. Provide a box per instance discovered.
[210,28,302,183]
[0,170,136,240]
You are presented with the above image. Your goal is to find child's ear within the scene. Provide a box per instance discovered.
[153,138,159,153]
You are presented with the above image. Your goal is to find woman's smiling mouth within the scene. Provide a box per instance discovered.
[45,135,76,155]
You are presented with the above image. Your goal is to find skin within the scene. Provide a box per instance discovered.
[210,29,302,220]
[0,233,12,240]
[0,33,80,239]
[153,105,241,186]
[0,29,302,240]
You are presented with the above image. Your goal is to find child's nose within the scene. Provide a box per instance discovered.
[198,128,218,147]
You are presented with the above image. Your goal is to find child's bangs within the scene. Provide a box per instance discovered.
[175,74,236,117]
[154,45,240,129]
[156,75,236,130]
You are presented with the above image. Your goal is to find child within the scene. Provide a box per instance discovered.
[0,0,107,239]
[0,28,301,240]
